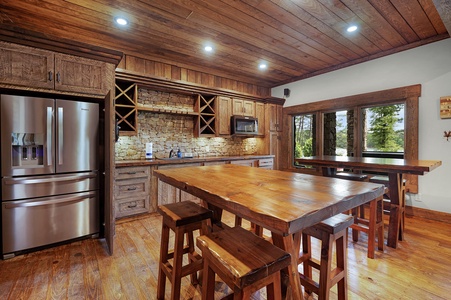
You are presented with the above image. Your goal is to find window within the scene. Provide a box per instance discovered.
[362,104,405,158]
[283,85,420,192]
[293,113,316,158]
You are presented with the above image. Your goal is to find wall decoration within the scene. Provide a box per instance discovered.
[440,96,451,119]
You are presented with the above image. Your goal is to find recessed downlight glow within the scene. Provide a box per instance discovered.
[347,25,358,32]
[204,46,213,52]
[115,17,128,26]
[259,63,267,70]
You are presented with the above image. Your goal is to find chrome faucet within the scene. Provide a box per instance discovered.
[169,149,174,158]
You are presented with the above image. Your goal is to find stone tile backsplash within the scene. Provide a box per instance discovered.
[115,88,259,160]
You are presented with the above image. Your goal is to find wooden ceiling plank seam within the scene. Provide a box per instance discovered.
[82,0,310,76]
[367,0,420,43]
[135,1,324,69]
[390,0,440,39]
[204,0,342,66]
[288,0,386,54]
[339,0,408,48]
[223,0,351,64]
[273,0,373,55]
[172,0,331,71]
[248,0,365,60]
[418,0,448,34]
[7,1,292,83]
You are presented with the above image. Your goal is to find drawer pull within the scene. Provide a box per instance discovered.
[128,204,138,208]
[127,187,137,191]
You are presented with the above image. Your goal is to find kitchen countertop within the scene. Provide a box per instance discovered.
[115,155,275,167]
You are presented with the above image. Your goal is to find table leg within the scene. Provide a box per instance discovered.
[271,232,303,300]
[387,173,403,248]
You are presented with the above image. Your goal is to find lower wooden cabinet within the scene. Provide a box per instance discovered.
[114,166,151,219]
[157,163,202,206]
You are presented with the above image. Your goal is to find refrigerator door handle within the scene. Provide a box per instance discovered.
[3,192,96,209]
[47,106,53,166]
[3,172,97,185]
[58,106,64,165]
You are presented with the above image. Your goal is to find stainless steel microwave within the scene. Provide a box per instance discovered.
[231,116,258,135]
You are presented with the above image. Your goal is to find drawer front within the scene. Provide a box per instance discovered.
[114,177,150,199]
[258,158,274,169]
[115,166,150,180]
[115,195,150,218]
[230,160,256,167]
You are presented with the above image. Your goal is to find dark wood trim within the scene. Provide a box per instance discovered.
[406,205,451,224]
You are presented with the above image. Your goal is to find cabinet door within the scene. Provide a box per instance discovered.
[269,131,281,170]
[268,104,283,132]
[255,102,265,136]
[243,100,255,117]
[232,98,244,115]
[217,96,232,135]
[0,42,54,89]
[55,53,110,95]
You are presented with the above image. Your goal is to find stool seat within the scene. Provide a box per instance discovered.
[299,213,354,300]
[157,201,213,300]
[334,172,368,181]
[197,226,291,299]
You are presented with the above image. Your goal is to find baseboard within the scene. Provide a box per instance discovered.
[405,206,451,224]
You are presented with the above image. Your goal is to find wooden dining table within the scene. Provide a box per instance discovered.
[154,164,385,299]
[294,155,442,248]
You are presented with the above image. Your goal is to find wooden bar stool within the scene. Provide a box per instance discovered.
[197,226,291,300]
[298,213,354,300]
[157,201,213,300]
[349,195,385,258]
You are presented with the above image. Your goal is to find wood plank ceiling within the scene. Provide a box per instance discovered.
[0,0,449,88]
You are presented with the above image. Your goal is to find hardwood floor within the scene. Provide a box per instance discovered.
[1,211,451,299]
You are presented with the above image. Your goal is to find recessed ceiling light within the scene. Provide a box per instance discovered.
[204,45,213,52]
[115,17,128,26]
[347,25,358,32]
[259,63,267,70]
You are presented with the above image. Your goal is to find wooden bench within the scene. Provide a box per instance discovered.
[197,226,291,300]
[157,201,213,300]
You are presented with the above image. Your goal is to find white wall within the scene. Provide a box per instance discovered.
[273,38,451,214]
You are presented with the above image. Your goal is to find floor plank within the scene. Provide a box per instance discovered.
[1,212,451,299]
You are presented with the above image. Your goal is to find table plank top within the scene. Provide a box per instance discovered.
[295,155,442,175]
[154,165,384,235]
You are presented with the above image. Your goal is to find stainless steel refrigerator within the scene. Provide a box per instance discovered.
[1,94,99,259]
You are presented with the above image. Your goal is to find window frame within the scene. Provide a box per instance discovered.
[281,85,420,193]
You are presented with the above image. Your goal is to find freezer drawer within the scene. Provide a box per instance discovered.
[2,191,99,256]
[2,172,98,201]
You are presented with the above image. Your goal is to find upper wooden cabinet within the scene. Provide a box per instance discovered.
[255,102,265,136]
[55,54,110,95]
[217,96,233,136]
[267,103,283,132]
[0,42,111,96]
[233,98,255,117]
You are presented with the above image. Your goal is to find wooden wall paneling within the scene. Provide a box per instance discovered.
[404,96,419,193]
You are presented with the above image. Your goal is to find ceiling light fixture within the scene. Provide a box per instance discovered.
[259,63,267,70]
[204,45,213,52]
[115,17,128,26]
[347,25,358,33]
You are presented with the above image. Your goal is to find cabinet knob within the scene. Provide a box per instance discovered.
[127,186,137,191]
[56,72,61,83]
[48,71,53,82]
